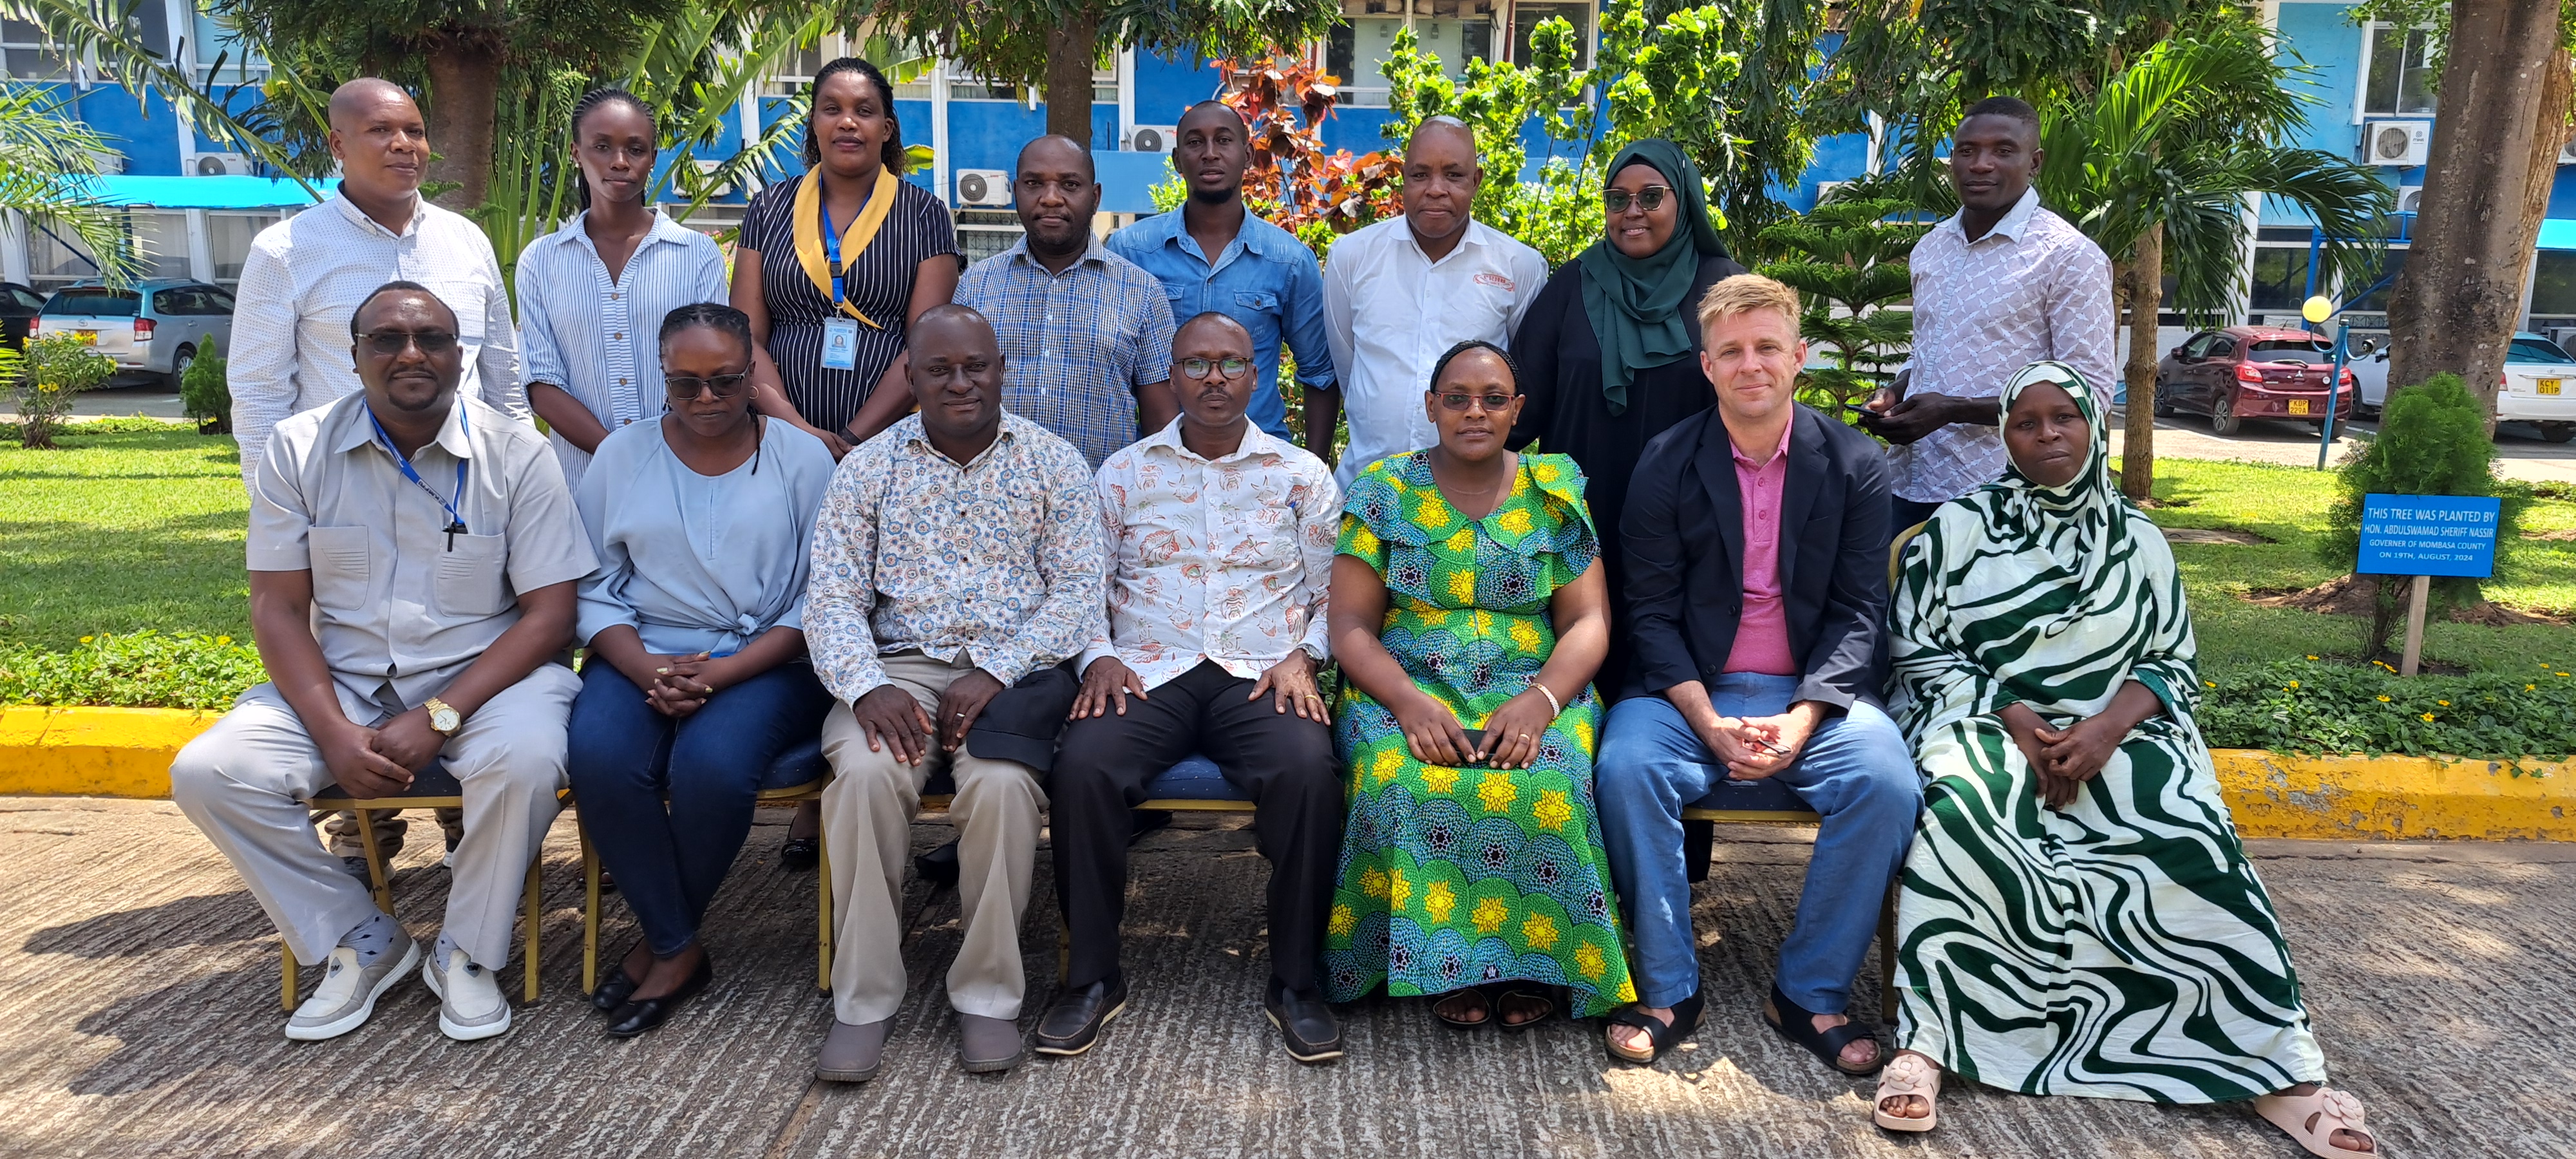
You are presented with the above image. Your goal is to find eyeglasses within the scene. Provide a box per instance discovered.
[1603,185,1672,213]
[1436,391,1516,412]
[355,330,459,356]
[665,372,751,400]
[1180,357,1251,381]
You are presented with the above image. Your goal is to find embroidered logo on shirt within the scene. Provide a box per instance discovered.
[1474,272,1516,291]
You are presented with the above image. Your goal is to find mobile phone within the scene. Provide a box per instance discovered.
[1459,728,1490,764]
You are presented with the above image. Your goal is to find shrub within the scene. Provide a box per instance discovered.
[2198,657,2576,762]
[0,631,264,710]
[180,336,231,433]
[10,335,115,449]
[2316,373,2528,655]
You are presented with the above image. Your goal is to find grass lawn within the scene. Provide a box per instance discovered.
[0,426,251,650]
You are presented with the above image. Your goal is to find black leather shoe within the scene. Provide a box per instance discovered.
[779,836,820,871]
[914,839,961,889]
[590,964,641,1012]
[605,957,712,1039]
[1264,979,1343,1064]
[1034,974,1127,1057]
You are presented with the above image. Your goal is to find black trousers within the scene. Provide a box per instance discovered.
[1052,661,1341,992]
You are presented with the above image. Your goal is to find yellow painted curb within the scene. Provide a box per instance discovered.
[1,706,2568,840]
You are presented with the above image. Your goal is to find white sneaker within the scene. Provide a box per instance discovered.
[284,938,419,1042]
[420,943,513,1041]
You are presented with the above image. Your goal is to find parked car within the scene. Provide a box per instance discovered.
[30,278,236,387]
[2152,325,2356,435]
[2350,343,2392,417]
[0,281,43,350]
[2498,332,2576,443]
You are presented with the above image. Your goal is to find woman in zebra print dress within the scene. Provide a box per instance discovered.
[1873,363,2378,1156]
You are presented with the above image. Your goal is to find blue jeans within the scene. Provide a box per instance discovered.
[1595,674,1921,1012]
[565,659,833,957]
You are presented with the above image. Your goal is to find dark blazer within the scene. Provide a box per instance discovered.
[1620,402,1891,710]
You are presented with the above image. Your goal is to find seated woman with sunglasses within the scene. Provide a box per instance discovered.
[1321,339,1637,1031]
[563,303,837,1037]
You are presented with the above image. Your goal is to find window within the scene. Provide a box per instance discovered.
[42,289,140,317]
[2245,338,2334,363]
[2249,227,2315,314]
[953,208,1022,265]
[2181,333,2218,359]
[193,10,266,82]
[7,287,44,311]
[2347,249,2407,313]
[27,223,101,289]
[2206,335,2237,359]
[2508,336,2570,363]
[130,211,191,281]
[206,212,281,283]
[2532,252,2576,317]
[2362,24,2436,117]
[1513,2,1591,68]
[3,19,71,80]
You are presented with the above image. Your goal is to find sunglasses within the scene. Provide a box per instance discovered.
[1180,357,1252,381]
[1436,391,1517,412]
[665,372,752,400]
[355,330,460,356]
[1603,185,1672,213]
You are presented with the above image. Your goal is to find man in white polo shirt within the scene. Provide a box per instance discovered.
[1315,116,1547,489]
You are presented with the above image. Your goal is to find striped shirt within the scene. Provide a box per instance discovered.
[230,193,525,487]
[516,208,729,491]
[954,236,1175,467]
[737,176,959,435]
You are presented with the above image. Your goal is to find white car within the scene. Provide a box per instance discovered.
[2353,332,2576,442]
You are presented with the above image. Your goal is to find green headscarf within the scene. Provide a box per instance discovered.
[1575,139,1729,416]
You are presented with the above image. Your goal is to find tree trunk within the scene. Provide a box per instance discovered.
[424,44,504,211]
[2383,0,2566,417]
[1043,15,1101,148]
[2120,223,2163,501]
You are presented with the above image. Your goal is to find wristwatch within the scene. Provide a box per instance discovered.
[423,697,463,737]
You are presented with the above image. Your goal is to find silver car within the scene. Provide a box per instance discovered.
[2350,332,2576,442]
[32,278,237,386]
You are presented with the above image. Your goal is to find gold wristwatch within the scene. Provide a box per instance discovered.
[423,697,463,737]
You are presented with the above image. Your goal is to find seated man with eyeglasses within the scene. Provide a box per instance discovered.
[171,281,596,1043]
[1036,312,1347,1063]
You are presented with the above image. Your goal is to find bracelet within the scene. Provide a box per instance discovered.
[1530,681,1562,719]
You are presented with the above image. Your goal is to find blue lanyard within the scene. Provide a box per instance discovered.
[366,408,470,549]
[820,200,846,307]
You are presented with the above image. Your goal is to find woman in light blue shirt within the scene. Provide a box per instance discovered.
[518,87,730,492]
[565,303,836,1038]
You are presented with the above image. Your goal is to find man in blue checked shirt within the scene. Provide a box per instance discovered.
[1106,100,1336,448]
[956,136,1177,468]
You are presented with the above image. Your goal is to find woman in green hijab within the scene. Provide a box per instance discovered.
[1510,140,1743,695]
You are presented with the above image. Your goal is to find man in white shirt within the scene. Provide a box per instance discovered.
[1035,312,1346,1065]
[1861,96,2115,529]
[1317,117,1548,490]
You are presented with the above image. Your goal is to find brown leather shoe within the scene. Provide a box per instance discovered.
[958,1012,1026,1073]
[815,1018,889,1082]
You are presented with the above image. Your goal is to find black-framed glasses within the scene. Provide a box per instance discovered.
[1603,185,1671,213]
[665,371,752,400]
[1436,390,1516,412]
[355,330,459,356]
[1180,357,1252,381]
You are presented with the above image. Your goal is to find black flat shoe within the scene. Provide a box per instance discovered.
[914,839,960,890]
[591,963,641,1012]
[605,957,712,1039]
[1762,983,1884,1076]
[1604,990,1705,1066]
[1265,979,1343,1064]
[779,836,820,871]
[1034,974,1128,1057]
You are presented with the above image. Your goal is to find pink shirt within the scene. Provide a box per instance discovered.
[1721,419,1799,676]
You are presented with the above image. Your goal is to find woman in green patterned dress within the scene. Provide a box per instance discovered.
[1321,340,1636,1028]
[1873,363,2378,1158]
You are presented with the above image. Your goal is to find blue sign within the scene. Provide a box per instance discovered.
[2356,493,2501,578]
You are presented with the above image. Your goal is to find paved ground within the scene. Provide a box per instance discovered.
[2,796,2562,1158]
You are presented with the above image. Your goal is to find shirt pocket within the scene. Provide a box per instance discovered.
[308,525,373,611]
[433,532,511,618]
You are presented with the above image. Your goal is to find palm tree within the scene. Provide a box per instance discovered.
[0,83,137,286]
[2036,22,2393,499]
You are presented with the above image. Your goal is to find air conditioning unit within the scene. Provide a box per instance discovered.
[2396,184,2425,214]
[195,152,254,176]
[1126,124,1178,153]
[2552,326,2576,351]
[1814,180,1852,205]
[954,169,1012,207]
[2363,119,2431,166]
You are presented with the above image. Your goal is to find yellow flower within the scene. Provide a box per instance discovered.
[1445,526,1475,553]
[2376,695,2391,702]
[1508,618,1542,655]
[1533,788,1574,832]
[1574,942,1607,981]
[2204,681,2217,688]
[2559,673,2570,678]
[2287,681,2300,690]
[1493,506,1533,536]
[2421,712,2436,722]
[1476,769,1518,814]
[1416,493,1454,529]
[1328,903,1356,938]
[2306,655,2319,661]
[1520,912,1560,952]
[2529,684,2539,692]
[1423,880,1456,923]
[1532,459,1561,484]
[2437,700,2450,707]
[1446,567,1475,604]
[1470,895,1510,934]
[214,635,231,645]
[1372,748,1405,786]
[1388,867,1412,911]
[79,635,93,644]
[1421,764,1460,795]
[1418,608,1451,627]
[1361,867,1390,900]
[1347,523,1381,558]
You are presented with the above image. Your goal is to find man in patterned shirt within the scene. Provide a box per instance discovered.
[1034,312,1347,1064]
[1861,97,2115,529]
[803,305,1107,1082]
[955,135,1177,467]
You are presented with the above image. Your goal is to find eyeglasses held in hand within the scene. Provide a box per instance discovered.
[1602,185,1672,213]
[665,372,752,400]
[355,330,460,355]
[1436,391,1516,412]
[1180,357,1252,381]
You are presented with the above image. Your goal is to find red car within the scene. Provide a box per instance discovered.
[2152,326,2356,435]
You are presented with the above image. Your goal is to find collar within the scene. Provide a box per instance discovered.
[1403,216,1492,261]
[1944,185,2041,245]
[900,410,1023,469]
[547,207,696,254]
[1725,411,1795,471]
[330,191,428,240]
[1138,415,1280,465]
[1139,202,1278,258]
[335,391,475,460]
[1002,234,1110,274]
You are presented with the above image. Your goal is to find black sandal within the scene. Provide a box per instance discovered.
[1602,990,1704,1064]
[1495,986,1557,1031]
[1762,983,1885,1076]
[1432,986,1492,1030]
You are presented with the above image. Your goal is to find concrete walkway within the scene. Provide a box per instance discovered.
[2108,410,2576,484]
[1,797,2560,1158]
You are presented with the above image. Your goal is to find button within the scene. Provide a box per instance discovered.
[618,377,630,386]
[612,332,623,340]
[609,292,621,301]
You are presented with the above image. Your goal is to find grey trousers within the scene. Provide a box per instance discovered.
[822,651,1046,1025]
[170,665,580,970]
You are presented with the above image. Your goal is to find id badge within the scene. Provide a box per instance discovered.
[820,317,859,371]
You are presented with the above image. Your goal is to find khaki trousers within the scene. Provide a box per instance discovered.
[169,666,578,970]
[822,651,1046,1026]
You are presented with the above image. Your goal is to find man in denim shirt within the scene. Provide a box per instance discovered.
[1106,100,1336,447]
